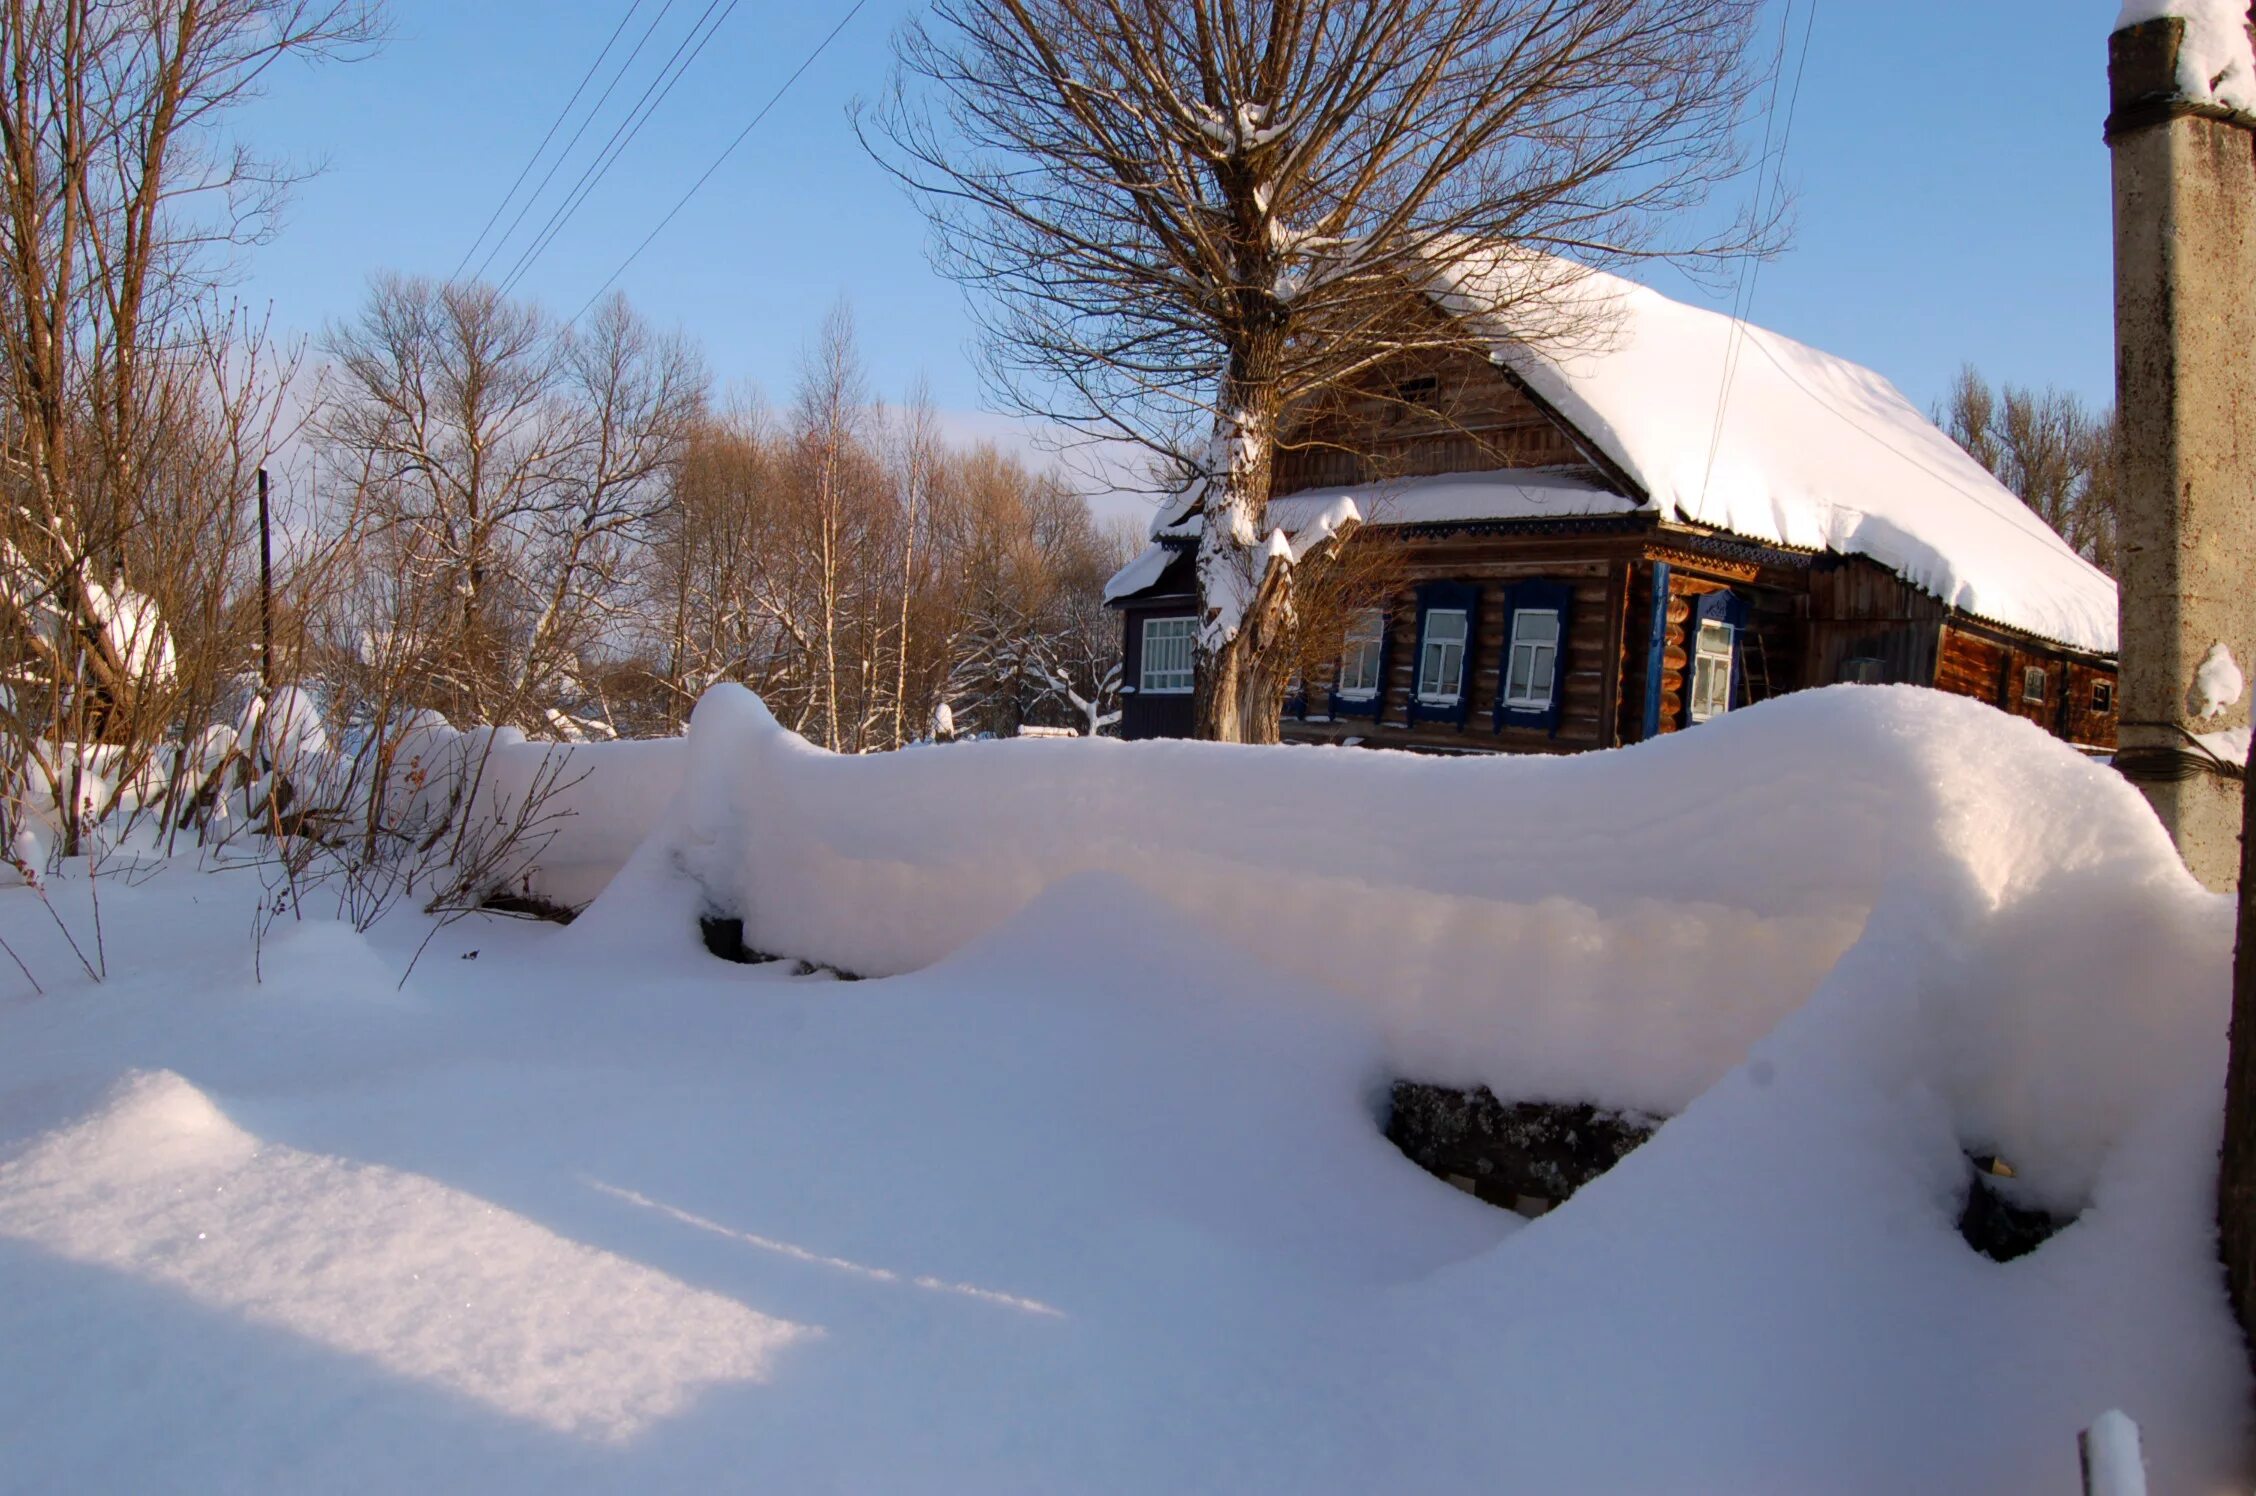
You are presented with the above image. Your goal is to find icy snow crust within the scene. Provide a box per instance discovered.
[1423,254,2122,655]
[0,685,2246,1490]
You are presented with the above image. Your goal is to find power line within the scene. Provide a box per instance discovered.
[492,0,747,300]
[1695,0,1820,507]
[451,0,653,284]
[568,0,871,327]
[466,0,683,288]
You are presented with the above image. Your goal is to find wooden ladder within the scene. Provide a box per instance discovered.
[1739,623,1774,705]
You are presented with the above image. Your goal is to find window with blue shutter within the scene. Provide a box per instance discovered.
[1409,581,1480,728]
[1494,578,1574,735]
[1331,606,1389,719]
[1685,589,1749,723]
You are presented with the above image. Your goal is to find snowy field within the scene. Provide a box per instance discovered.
[0,686,2247,1492]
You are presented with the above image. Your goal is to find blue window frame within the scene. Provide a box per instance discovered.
[1494,579,1574,735]
[1685,589,1750,724]
[1331,606,1389,719]
[1409,581,1480,728]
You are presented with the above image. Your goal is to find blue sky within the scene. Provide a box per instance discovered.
[235,0,2120,482]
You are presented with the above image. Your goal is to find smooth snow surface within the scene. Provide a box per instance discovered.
[2119,0,2256,112]
[1424,252,2121,654]
[0,685,2245,1491]
[0,1070,808,1443]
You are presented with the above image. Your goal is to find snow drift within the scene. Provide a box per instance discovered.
[0,682,2243,1490]
[579,685,2221,1210]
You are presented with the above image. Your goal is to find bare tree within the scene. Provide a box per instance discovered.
[0,0,382,847]
[1936,364,2119,575]
[869,0,1769,740]
[316,277,698,730]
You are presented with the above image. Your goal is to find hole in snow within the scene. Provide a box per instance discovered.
[1958,1153,2072,1263]
[700,914,780,965]
[698,915,864,980]
[1383,1081,1660,1219]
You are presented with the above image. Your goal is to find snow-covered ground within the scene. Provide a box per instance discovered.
[0,687,2246,1492]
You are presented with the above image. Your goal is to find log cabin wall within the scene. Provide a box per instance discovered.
[1289,529,1636,754]
[1628,549,1811,742]
[1936,621,2118,751]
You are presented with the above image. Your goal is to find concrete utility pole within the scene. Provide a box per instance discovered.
[2107,7,2256,893]
[2111,3,2256,1375]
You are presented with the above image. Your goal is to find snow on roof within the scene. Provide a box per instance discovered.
[1110,469,1634,601]
[1264,468,1640,533]
[2118,0,2256,112]
[1101,539,1179,602]
[1424,252,2121,655]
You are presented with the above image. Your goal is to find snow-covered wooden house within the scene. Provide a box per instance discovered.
[1105,255,2119,754]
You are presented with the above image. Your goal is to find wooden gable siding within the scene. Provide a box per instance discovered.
[1273,344,1598,495]
[1806,557,1945,689]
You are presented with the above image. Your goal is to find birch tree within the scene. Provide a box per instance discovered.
[869,0,1769,740]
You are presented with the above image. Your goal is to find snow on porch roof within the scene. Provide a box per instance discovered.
[1110,468,1637,602]
[1424,250,2120,656]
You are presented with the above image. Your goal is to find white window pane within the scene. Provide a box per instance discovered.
[1418,609,1467,701]
[1337,610,1384,697]
[1140,617,1195,694]
[1690,618,1733,722]
[1507,646,1536,700]
[1505,609,1561,710]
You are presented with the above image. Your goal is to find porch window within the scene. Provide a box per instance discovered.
[1139,616,1195,694]
[1416,609,1470,703]
[1689,619,1734,722]
[1839,656,1885,684]
[1337,610,1385,699]
[2022,666,2047,705]
[1503,608,1562,710]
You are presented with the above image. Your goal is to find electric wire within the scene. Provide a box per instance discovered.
[566,0,871,327]
[451,0,653,283]
[465,0,684,287]
[1694,0,1821,506]
[491,0,747,300]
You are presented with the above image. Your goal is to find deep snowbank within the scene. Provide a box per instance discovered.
[581,685,2212,1204]
[0,685,2242,1491]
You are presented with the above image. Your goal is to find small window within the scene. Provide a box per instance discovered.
[1139,616,1195,694]
[1839,656,1885,685]
[2022,666,2047,705]
[2093,680,2113,714]
[1337,610,1384,699]
[1504,608,1562,710]
[1416,608,1470,703]
[1689,619,1734,723]
[1392,375,1439,408]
